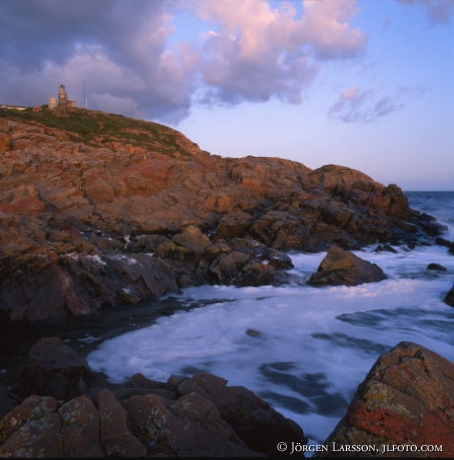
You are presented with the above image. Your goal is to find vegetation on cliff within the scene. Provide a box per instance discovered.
[0,106,195,155]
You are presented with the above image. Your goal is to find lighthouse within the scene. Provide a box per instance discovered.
[57,84,68,106]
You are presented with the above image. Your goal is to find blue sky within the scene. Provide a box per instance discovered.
[1,0,453,190]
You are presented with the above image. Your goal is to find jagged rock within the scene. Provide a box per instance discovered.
[59,396,103,457]
[374,244,398,253]
[98,389,147,457]
[176,372,307,457]
[123,392,264,457]
[308,245,387,287]
[0,338,306,457]
[0,395,63,458]
[318,341,454,457]
[444,285,454,307]
[435,236,454,254]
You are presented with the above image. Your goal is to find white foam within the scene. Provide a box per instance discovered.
[87,243,454,445]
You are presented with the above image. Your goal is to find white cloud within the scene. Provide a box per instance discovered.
[193,0,366,104]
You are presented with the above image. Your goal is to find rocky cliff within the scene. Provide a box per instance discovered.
[0,107,445,323]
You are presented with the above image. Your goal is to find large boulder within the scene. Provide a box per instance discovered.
[318,341,454,457]
[308,245,387,287]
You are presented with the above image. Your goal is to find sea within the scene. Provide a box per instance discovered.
[85,191,454,449]
[1,192,454,451]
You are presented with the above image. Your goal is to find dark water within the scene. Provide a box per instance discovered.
[0,297,190,388]
[406,191,454,236]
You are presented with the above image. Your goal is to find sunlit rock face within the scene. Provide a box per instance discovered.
[319,341,454,458]
[0,111,445,322]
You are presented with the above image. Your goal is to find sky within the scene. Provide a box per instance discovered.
[1,0,453,191]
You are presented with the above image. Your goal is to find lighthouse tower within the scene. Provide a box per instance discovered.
[58,84,68,107]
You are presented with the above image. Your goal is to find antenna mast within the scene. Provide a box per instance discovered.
[83,79,87,109]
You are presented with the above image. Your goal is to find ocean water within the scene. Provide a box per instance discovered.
[86,191,454,447]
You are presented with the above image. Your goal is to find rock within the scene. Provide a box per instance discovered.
[444,285,454,307]
[318,341,454,457]
[427,263,447,271]
[0,395,63,458]
[0,338,306,458]
[176,372,307,457]
[123,392,264,457]
[3,337,454,458]
[374,244,398,253]
[98,389,146,457]
[308,245,387,287]
[59,396,103,457]
[13,337,104,401]
[427,263,448,272]
[435,236,454,254]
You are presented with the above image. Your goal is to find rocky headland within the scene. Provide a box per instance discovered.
[0,107,447,323]
[1,107,453,457]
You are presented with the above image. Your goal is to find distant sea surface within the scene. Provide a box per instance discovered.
[2,192,454,449]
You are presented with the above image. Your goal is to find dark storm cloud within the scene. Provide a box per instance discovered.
[0,0,196,121]
[0,0,117,68]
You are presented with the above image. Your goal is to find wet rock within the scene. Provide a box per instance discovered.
[426,263,447,271]
[318,341,454,457]
[308,245,387,287]
[374,244,398,253]
[444,284,454,307]
[435,236,454,254]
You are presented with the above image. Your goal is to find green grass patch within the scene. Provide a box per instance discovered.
[0,106,192,155]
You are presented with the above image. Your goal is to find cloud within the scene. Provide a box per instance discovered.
[396,0,454,24]
[0,0,366,122]
[194,0,366,104]
[328,85,425,123]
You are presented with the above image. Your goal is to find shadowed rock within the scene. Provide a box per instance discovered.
[13,337,105,401]
[0,337,307,457]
